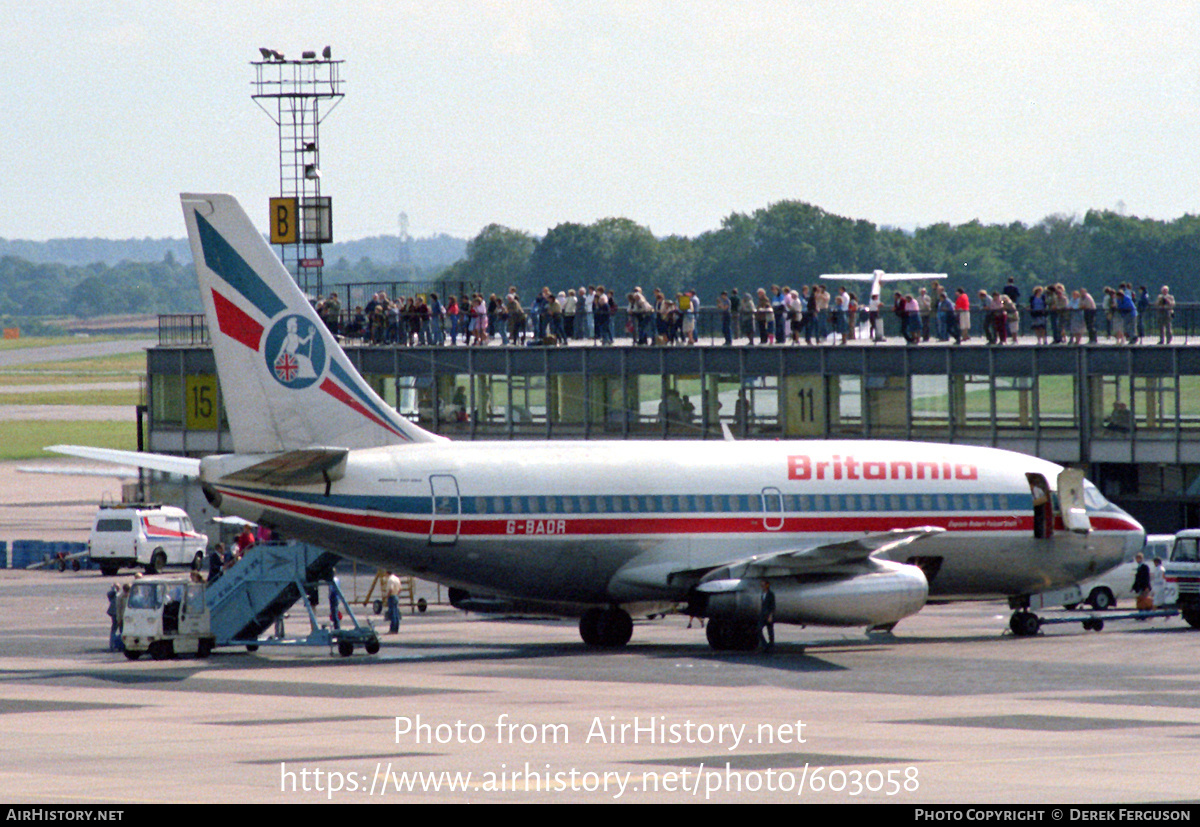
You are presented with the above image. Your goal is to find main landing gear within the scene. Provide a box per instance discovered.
[704,617,761,651]
[579,607,633,648]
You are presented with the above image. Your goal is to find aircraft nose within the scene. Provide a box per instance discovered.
[1108,503,1146,558]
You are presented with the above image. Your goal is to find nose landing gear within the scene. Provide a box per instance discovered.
[1009,611,1041,637]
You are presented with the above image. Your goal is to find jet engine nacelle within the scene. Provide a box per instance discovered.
[699,561,929,629]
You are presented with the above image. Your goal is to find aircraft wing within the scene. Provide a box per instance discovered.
[820,272,947,282]
[45,445,201,478]
[749,526,945,571]
[656,527,944,592]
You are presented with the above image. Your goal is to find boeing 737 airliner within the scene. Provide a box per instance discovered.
[53,194,1145,650]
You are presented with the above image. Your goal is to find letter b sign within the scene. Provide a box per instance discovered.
[270,198,298,244]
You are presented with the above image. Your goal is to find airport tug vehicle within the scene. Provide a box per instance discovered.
[119,544,381,660]
[121,575,215,660]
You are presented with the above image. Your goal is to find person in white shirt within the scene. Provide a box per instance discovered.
[582,286,595,340]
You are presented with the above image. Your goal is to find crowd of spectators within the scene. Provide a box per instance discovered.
[312,280,1180,347]
[320,285,700,347]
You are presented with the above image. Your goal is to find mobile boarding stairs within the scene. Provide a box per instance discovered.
[206,542,380,656]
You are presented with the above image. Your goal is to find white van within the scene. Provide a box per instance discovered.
[89,503,208,577]
[1167,530,1200,628]
[1070,534,1175,610]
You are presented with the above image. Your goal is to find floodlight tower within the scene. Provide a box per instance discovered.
[251,46,344,300]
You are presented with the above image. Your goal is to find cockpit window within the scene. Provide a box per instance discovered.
[1082,481,1109,510]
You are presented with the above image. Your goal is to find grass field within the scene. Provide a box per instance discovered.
[0,420,138,461]
[0,338,146,459]
[0,371,141,386]
[0,388,141,406]
[0,334,126,352]
[0,351,146,376]
[0,351,144,394]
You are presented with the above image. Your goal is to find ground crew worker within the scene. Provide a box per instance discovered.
[386,571,402,634]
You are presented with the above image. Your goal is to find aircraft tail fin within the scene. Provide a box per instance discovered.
[181,193,444,452]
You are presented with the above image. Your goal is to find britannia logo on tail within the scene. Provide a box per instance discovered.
[263,314,326,389]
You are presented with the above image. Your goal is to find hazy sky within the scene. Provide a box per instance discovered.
[6,1,1200,241]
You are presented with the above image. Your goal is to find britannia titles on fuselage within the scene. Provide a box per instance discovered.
[787,454,979,482]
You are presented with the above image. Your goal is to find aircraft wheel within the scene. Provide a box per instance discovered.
[580,608,631,647]
[706,618,730,651]
[1087,588,1115,611]
[1009,611,1040,637]
[338,640,354,657]
[597,609,633,647]
[579,609,602,646]
[706,618,758,651]
[124,649,142,661]
[1182,606,1200,629]
[149,640,174,661]
[732,620,761,651]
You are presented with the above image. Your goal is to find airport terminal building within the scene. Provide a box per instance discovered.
[145,319,1200,534]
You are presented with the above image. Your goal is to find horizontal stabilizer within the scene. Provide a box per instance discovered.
[217,447,349,487]
[212,515,257,526]
[45,445,200,478]
[18,464,140,479]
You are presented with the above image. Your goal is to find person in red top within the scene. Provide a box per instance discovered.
[446,296,460,345]
[954,287,972,341]
[235,526,255,555]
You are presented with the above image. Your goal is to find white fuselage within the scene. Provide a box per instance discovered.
[202,439,1143,612]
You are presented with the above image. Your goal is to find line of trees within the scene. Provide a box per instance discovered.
[0,239,462,320]
[0,253,201,319]
[5,200,1199,322]
[440,202,1200,304]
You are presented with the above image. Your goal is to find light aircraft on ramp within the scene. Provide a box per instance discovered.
[51,194,1144,650]
[821,270,947,303]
